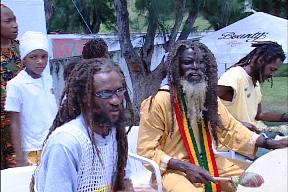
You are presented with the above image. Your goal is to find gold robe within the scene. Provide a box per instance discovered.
[137,89,259,192]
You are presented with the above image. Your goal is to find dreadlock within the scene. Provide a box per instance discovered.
[63,58,80,81]
[34,58,133,190]
[82,38,109,59]
[163,40,224,143]
[230,41,285,85]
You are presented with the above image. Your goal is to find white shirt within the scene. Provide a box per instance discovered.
[5,70,58,151]
[35,115,118,192]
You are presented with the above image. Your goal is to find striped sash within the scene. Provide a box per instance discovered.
[173,87,221,192]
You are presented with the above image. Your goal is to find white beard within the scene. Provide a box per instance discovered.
[180,79,207,127]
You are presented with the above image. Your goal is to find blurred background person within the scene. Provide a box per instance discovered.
[0,3,23,169]
[4,31,57,166]
[217,41,287,136]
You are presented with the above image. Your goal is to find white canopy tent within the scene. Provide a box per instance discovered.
[201,12,288,76]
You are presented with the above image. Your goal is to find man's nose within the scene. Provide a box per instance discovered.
[36,58,46,66]
[12,21,18,28]
[190,61,199,69]
[109,95,122,105]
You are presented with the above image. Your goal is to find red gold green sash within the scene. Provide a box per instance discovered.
[173,89,221,192]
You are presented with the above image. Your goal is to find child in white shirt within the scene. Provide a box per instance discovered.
[5,31,57,167]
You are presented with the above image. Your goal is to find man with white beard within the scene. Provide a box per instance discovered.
[137,40,288,192]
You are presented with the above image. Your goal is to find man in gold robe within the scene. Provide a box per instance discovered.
[137,40,288,192]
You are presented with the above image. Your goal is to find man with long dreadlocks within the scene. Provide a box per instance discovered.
[217,41,287,136]
[137,40,288,192]
[33,58,134,192]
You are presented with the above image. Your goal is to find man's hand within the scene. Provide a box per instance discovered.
[184,162,216,184]
[256,136,288,149]
[168,158,216,184]
[265,138,288,149]
[240,121,260,133]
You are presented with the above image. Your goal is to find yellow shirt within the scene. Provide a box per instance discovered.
[137,89,259,174]
[218,66,266,128]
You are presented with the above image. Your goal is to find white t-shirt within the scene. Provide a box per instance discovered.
[218,66,265,128]
[35,115,118,192]
[5,70,58,151]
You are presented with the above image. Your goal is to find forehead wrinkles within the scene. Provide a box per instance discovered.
[185,46,204,59]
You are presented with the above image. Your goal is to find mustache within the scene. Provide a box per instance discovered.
[184,69,205,77]
[92,107,125,127]
[183,69,207,83]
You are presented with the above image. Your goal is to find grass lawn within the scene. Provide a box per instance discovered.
[261,76,288,125]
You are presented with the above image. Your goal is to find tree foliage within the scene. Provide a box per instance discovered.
[202,0,248,30]
[252,0,287,19]
[43,0,54,31]
[45,0,286,121]
[114,0,203,121]
[49,0,116,33]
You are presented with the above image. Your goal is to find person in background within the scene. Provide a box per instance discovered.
[62,38,110,83]
[4,31,57,166]
[82,38,110,59]
[217,41,287,136]
[0,3,23,169]
[33,58,134,192]
[137,40,288,192]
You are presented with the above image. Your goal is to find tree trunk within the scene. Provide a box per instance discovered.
[114,0,200,123]
[43,0,54,32]
[130,65,166,122]
[166,0,186,52]
[91,10,101,33]
[141,2,158,72]
[178,1,200,41]
[114,0,167,123]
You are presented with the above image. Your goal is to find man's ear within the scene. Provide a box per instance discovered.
[251,57,264,70]
[257,57,264,66]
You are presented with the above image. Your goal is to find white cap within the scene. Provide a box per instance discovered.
[20,31,48,60]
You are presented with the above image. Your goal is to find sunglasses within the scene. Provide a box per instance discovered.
[95,87,126,99]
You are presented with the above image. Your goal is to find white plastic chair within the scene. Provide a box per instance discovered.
[126,125,251,192]
[212,143,252,162]
[126,126,163,192]
[212,143,237,159]
[1,165,36,192]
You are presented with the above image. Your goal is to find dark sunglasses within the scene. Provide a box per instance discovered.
[95,87,126,99]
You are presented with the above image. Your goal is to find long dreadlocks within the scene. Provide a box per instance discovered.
[43,58,133,190]
[165,40,224,143]
[82,38,109,59]
[230,41,285,85]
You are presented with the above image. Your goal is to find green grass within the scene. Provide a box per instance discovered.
[274,63,288,77]
[261,76,288,125]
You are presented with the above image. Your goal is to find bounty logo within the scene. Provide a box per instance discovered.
[218,32,268,42]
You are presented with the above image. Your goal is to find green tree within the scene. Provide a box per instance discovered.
[202,0,248,30]
[43,0,54,32]
[47,0,116,33]
[114,0,203,121]
[253,0,287,19]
